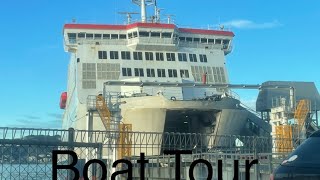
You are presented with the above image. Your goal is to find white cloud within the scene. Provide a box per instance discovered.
[221,19,282,29]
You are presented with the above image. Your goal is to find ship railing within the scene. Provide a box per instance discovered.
[110,87,225,101]
[86,94,121,112]
[66,38,128,46]
[177,41,232,51]
[127,37,178,45]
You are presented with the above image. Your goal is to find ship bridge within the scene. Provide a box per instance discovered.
[63,22,234,54]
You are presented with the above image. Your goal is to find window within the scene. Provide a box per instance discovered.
[223,39,230,45]
[103,34,110,39]
[186,37,193,42]
[178,53,187,62]
[68,33,76,39]
[146,69,155,77]
[223,39,230,49]
[168,69,178,78]
[199,54,207,63]
[110,51,119,59]
[119,34,127,39]
[157,69,166,77]
[145,52,154,61]
[128,33,133,39]
[133,32,138,38]
[122,68,132,77]
[151,32,160,37]
[156,52,164,61]
[215,39,222,44]
[194,38,200,43]
[139,31,149,37]
[189,54,197,62]
[86,34,93,39]
[98,51,107,59]
[121,51,131,60]
[111,34,118,39]
[179,37,186,41]
[208,39,214,44]
[133,52,143,60]
[180,70,189,78]
[162,32,172,38]
[78,33,85,38]
[134,68,144,77]
[94,34,102,39]
[201,38,207,43]
[166,53,175,61]
[68,33,76,43]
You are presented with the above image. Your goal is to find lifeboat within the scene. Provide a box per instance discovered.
[60,92,67,109]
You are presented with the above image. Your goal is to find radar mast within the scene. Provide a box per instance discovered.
[132,0,158,23]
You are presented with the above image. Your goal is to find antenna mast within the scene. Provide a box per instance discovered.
[132,0,155,23]
[164,14,175,24]
[118,12,139,24]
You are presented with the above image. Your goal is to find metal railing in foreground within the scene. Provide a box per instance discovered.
[0,127,305,180]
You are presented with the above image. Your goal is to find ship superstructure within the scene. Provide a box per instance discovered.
[60,0,284,159]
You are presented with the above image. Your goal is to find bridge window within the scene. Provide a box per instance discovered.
[201,38,207,43]
[162,32,172,38]
[147,69,155,77]
[199,54,207,63]
[208,39,214,44]
[189,54,197,62]
[94,34,102,39]
[110,51,119,59]
[215,39,222,44]
[223,39,230,45]
[168,69,178,78]
[179,37,186,41]
[68,33,76,43]
[133,52,143,60]
[180,70,189,78]
[166,53,176,61]
[119,34,127,39]
[134,68,144,77]
[194,38,200,43]
[133,31,138,38]
[78,33,85,38]
[139,31,149,37]
[121,51,131,60]
[111,34,118,39]
[178,53,187,62]
[145,52,154,61]
[156,52,164,61]
[157,69,166,77]
[68,33,76,39]
[128,33,133,39]
[98,51,107,59]
[86,34,93,39]
[151,32,161,38]
[122,68,132,77]
[186,37,192,42]
[103,34,110,39]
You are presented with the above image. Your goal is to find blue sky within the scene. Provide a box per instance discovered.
[0,0,319,128]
